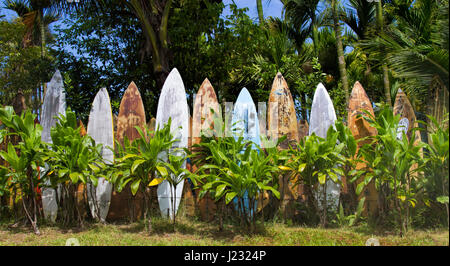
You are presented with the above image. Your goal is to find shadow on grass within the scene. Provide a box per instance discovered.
[114,215,272,243]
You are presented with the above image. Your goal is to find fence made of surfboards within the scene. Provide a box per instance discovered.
[1,67,444,223]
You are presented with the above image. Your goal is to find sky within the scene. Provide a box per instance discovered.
[221,0,285,20]
[1,1,286,24]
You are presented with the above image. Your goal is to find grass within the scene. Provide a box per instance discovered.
[0,216,448,246]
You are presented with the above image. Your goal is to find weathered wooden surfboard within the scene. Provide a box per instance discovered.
[108,81,146,221]
[192,78,220,221]
[309,83,340,209]
[232,87,260,214]
[156,68,189,220]
[393,89,423,181]
[192,78,220,145]
[86,88,114,222]
[267,73,299,217]
[41,70,66,222]
[394,89,422,144]
[348,81,378,216]
[268,72,299,148]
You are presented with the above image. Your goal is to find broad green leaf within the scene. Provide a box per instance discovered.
[297,163,307,173]
[225,192,237,204]
[131,159,146,173]
[69,172,80,183]
[437,196,449,204]
[356,182,365,196]
[156,165,168,177]
[131,179,141,195]
[216,184,227,199]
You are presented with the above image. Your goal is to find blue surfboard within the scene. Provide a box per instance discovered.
[231,88,260,216]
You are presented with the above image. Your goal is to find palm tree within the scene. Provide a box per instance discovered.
[283,0,349,107]
[282,0,322,56]
[360,0,449,110]
[340,0,376,41]
[376,0,392,107]
[329,0,349,106]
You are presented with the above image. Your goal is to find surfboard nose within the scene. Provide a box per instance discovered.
[276,72,283,79]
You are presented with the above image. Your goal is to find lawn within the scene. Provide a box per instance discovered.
[0,216,448,246]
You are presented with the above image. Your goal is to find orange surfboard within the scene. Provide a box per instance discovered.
[348,81,378,216]
[267,72,299,218]
[192,78,220,221]
[108,81,146,221]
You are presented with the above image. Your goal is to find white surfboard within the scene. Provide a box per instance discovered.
[155,68,189,219]
[308,83,340,210]
[86,87,114,222]
[231,88,260,215]
[41,70,66,222]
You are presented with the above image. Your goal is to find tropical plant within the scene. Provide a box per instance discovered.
[109,119,175,232]
[357,104,426,235]
[360,0,449,111]
[334,196,365,227]
[0,106,46,234]
[281,125,346,227]
[421,114,449,227]
[44,108,105,226]
[190,114,281,232]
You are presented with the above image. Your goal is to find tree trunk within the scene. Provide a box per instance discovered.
[257,0,264,25]
[129,0,172,91]
[39,8,47,110]
[375,1,391,106]
[331,0,349,108]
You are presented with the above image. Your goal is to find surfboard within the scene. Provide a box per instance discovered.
[267,73,299,217]
[348,81,378,216]
[393,89,422,144]
[108,81,146,221]
[41,70,66,222]
[232,88,261,147]
[308,83,340,210]
[192,78,220,221]
[86,88,114,222]
[393,89,423,181]
[155,68,189,220]
[231,87,260,215]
